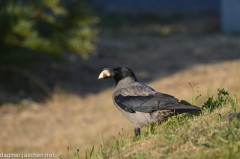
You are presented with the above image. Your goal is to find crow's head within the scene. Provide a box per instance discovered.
[98,67,137,83]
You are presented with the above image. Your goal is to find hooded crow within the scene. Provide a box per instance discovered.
[98,67,201,136]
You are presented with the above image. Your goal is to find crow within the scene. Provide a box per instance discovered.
[98,67,201,136]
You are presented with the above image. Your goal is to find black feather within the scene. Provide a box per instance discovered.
[114,94,201,113]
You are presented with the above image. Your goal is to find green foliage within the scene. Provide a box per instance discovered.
[180,100,191,105]
[189,82,201,105]
[0,0,98,67]
[202,88,229,112]
[85,146,94,159]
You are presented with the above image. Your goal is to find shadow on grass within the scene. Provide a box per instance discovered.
[0,11,240,104]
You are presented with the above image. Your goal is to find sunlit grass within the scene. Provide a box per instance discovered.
[74,89,240,159]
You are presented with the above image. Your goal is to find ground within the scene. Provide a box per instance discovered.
[0,12,240,158]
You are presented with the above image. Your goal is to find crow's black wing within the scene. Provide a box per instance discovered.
[114,86,201,113]
[114,94,153,113]
[113,84,175,113]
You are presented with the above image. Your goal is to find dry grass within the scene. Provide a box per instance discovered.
[0,13,240,158]
[1,60,240,159]
[94,92,240,159]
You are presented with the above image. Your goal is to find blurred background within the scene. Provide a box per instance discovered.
[0,0,240,158]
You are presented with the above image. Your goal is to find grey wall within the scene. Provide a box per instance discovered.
[92,0,220,12]
[92,0,240,33]
[221,0,240,32]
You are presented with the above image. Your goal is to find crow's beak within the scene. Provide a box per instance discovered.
[98,68,114,79]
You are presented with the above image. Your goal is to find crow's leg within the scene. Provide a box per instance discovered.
[134,128,141,137]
